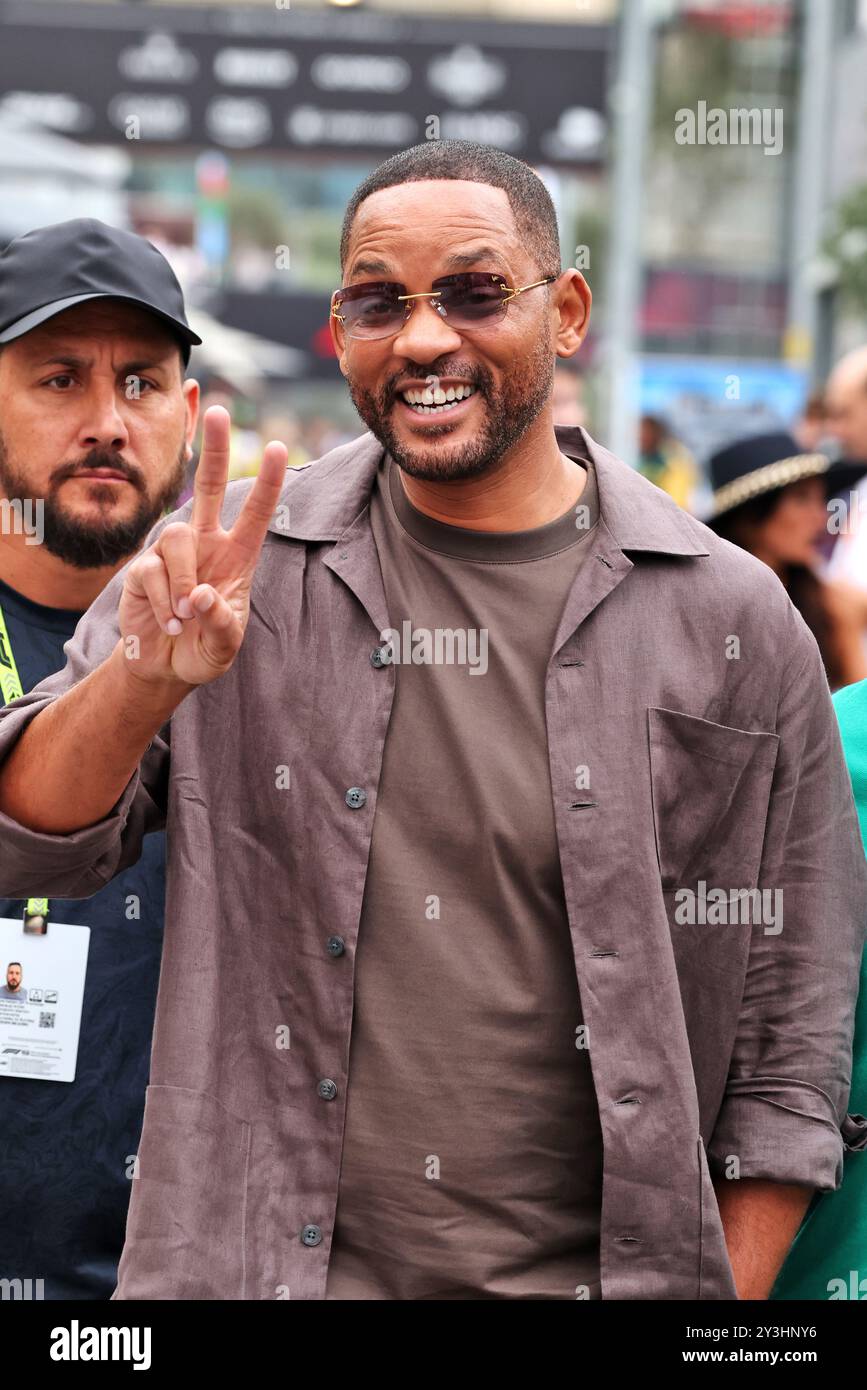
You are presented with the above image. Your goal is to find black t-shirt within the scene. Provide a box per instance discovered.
[0,576,166,1299]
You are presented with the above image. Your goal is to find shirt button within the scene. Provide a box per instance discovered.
[345,787,367,809]
[318,1078,338,1101]
[327,935,346,957]
[301,1224,322,1246]
[370,645,392,668]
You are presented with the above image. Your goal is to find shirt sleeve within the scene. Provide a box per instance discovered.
[706,605,867,1191]
[0,511,182,901]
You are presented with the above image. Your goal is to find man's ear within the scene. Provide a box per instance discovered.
[329,301,349,378]
[553,269,591,360]
[183,377,201,458]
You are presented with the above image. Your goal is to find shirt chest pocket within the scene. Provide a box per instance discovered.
[648,706,780,891]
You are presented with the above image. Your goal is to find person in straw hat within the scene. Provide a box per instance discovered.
[705,430,867,689]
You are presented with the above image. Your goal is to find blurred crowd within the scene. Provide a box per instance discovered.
[187,389,353,486]
[579,346,867,692]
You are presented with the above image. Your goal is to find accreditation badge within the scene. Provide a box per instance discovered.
[0,915,90,1082]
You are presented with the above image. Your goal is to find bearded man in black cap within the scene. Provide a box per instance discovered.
[0,218,200,1297]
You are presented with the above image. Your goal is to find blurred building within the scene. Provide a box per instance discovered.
[1,0,862,472]
[0,0,613,432]
[631,1,867,470]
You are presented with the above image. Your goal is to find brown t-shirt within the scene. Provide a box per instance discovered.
[325,447,605,1300]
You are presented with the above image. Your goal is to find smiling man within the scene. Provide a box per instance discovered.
[0,218,200,1297]
[0,146,864,1303]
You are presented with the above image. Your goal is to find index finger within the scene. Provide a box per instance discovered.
[229,438,289,559]
[190,405,232,533]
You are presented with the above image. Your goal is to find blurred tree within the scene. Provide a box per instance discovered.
[227,185,285,254]
[823,183,867,314]
[648,22,795,260]
[572,206,608,307]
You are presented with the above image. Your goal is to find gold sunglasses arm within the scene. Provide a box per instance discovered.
[501,275,558,304]
[329,288,350,324]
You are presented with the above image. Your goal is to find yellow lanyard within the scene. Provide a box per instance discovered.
[0,599,51,921]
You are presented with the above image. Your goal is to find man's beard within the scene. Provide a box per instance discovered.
[346,335,555,483]
[0,433,188,569]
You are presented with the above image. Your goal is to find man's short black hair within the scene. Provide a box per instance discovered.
[339,140,562,278]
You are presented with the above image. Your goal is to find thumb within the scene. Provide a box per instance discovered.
[189,584,243,668]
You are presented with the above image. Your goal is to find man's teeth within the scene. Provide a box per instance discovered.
[401,383,477,412]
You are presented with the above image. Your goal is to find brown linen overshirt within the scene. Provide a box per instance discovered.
[0,425,864,1301]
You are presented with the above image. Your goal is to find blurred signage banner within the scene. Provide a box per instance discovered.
[0,1,611,164]
[639,355,809,464]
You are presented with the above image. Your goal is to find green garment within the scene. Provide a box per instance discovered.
[771,677,867,1300]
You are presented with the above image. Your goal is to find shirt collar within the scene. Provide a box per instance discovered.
[266,424,710,559]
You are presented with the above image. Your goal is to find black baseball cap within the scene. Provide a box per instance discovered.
[0,218,202,365]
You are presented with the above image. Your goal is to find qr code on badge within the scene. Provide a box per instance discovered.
[39,1012,55,1029]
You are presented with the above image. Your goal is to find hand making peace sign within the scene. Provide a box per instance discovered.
[119,406,288,688]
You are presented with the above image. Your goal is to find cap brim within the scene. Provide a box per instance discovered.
[0,292,202,351]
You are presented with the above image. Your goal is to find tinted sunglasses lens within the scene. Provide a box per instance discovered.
[339,285,403,339]
[439,275,507,328]
[334,275,509,337]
